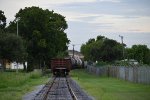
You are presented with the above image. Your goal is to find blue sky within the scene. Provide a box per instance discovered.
[0,0,150,51]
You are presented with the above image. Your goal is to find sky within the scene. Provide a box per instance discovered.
[0,0,150,51]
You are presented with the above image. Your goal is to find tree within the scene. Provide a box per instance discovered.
[7,6,69,71]
[126,45,149,64]
[144,50,150,65]
[0,33,25,70]
[96,35,105,41]
[81,35,122,62]
[100,39,122,62]
[0,10,6,31]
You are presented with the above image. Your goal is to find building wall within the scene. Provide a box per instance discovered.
[6,62,27,69]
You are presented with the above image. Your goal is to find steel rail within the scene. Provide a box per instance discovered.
[66,77,78,100]
[43,76,56,100]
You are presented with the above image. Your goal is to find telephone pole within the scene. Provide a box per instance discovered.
[72,44,75,57]
[16,18,19,73]
[119,35,125,60]
[72,44,82,57]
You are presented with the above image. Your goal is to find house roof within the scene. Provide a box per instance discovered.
[68,50,84,58]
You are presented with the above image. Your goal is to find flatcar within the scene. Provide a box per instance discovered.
[51,58,71,76]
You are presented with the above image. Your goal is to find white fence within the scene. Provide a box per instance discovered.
[87,65,150,84]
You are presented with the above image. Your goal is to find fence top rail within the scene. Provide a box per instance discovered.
[87,65,150,68]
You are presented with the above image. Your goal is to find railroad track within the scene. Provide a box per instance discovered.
[34,76,92,100]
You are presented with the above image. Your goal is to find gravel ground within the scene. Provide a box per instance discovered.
[22,85,45,100]
[22,78,95,100]
[69,79,95,100]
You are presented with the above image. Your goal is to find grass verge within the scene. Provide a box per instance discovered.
[70,69,150,100]
[0,71,50,100]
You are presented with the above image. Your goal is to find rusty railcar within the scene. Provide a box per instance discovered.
[51,58,71,76]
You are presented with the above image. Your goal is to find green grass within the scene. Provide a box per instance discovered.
[0,71,50,100]
[70,69,150,100]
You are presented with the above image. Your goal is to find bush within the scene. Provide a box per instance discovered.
[0,71,42,88]
[29,71,42,79]
[95,61,108,67]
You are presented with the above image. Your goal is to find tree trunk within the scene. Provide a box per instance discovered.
[16,62,18,73]
[1,59,6,71]
[27,57,34,72]
[23,62,27,72]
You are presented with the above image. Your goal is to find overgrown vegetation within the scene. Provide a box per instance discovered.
[0,71,49,100]
[71,69,150,100]
[95,61,109,67]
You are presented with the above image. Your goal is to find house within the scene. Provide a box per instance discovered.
[128,59,139,65]
[121,59,139,65]
[6,61,27,69]
[68,50,84,59]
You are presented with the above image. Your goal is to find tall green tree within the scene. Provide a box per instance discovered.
[7,7,69,71]
[81,35,122,62]
[0,33,25,70]
[100,39,122,62]
[126,45,149,64]
[81,38,95,61]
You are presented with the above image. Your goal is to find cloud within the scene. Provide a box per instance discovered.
[98,0,121,3]
[40,0,121,6]
[0,0,97,23]
[56,11,99,22]
[39,0,96,6]
[128,29,142,32]
[1,0,150,33]
[85,14,150,32]
[116,16,140,19]
[56,10,150,33]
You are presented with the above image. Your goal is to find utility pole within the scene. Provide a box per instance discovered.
[72,44,75,57]
[71,44,82,57]
[16,18,19,73]
[119,35,125,61]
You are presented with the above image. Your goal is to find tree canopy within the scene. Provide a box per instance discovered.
[0,33,25,69]
[126,45,150,65]
[6,6,70,71]
[81,35,122,62]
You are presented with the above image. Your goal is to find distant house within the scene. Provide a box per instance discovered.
[121,59,139,65]
[6,61,27,69]
[128,59,139,65]
[68,50,84,59]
